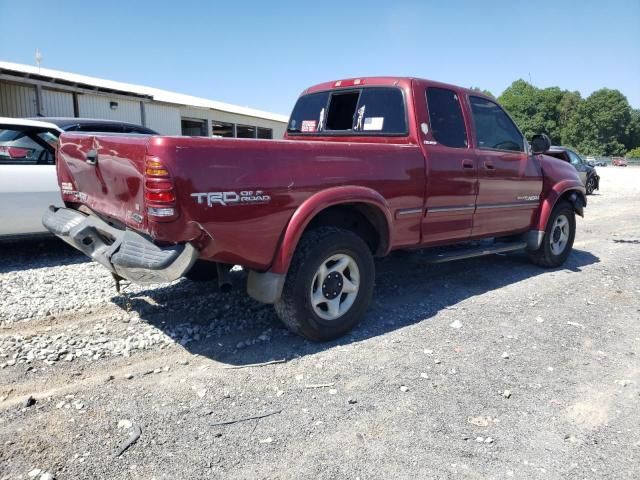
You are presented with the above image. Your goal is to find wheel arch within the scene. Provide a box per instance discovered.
[536,183,586,232]
[269,186,393,275]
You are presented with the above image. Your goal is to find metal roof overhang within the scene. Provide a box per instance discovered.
[0,66,153,102]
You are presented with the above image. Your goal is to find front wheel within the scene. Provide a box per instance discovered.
[527,201,576,268]
[585,176,597,195]
[274,227,375,341]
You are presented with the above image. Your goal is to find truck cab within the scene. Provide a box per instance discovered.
[285,77,571,247]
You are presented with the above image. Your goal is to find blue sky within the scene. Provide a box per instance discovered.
[1,0,638,114]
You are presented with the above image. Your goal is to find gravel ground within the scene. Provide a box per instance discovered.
[1,167,639,480]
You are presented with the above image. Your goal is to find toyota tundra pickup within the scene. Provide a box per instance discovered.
[43,77,586,341]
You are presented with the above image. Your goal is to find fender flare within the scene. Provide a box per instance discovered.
[269,186,394,275]
[536,181,586,232]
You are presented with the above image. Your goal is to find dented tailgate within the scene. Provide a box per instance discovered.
[56,133,151,231]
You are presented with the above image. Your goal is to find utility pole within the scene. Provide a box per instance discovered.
[35,49,42,73]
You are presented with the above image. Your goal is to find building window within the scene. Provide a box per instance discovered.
[236,125,256,138]
[181,118,207,136]
[212,121,234,137]
[257,127,273,139]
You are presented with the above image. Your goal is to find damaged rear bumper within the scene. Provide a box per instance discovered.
[42,206,197,284]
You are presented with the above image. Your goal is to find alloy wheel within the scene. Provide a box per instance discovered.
[550,214,570,255]
[309,253,360,321]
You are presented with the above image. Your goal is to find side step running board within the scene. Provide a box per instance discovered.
[424,241,527,264]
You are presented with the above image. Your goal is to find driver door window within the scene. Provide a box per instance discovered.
[469,96,524,152]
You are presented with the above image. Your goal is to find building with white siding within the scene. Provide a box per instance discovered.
[0,61,288,138]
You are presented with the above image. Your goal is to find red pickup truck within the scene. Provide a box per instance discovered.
[44,77,586,341]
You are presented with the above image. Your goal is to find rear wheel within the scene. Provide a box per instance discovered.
[527,201,575,268]
[585,176,597,195]
[274,227,375,341]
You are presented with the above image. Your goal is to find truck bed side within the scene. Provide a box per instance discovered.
[56,134,425,270]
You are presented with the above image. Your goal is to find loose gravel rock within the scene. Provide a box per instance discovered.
[1,167,639,479]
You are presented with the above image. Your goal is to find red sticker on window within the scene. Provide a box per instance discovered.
[301,120,317,132]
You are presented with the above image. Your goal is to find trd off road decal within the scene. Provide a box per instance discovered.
[191,191,271,207]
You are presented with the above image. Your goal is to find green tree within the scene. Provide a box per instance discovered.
[626,147,640,158]
[498,80,568,144]
[470,87,495,99]
[535,87,565,143]
[563,89,632,156]
[498,80,543,141]
[626,109,640,150]
[558,90,582,144]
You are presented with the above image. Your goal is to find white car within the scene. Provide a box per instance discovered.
[0,117,156,238]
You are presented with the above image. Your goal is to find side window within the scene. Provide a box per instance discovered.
[425,87,468,148]
[469,96,524,152]
[567,150,582,165]
[0,129,56,165]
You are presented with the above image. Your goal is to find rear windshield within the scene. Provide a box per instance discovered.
[287,87,407,135]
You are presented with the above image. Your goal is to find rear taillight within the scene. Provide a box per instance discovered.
[145,189,176,203]
[145,159,170,176]
[144,155,176,218]
[0,146,33,158]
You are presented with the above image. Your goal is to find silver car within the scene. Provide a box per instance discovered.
[0,117,156,238]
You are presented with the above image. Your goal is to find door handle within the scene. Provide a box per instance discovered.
[462,159,474,169]
[484,161,495,170]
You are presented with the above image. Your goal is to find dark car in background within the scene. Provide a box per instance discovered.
[33,117,157,135]
[546,146,600,194]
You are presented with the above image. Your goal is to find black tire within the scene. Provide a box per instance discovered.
[585,176,596,195]
[527,200,576,268]
[274,227,375,341]
[184,260,218,282]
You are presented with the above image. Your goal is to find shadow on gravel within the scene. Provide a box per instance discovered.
[112,247,599,367]
[0,236,87,274]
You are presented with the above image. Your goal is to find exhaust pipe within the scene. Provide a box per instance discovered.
[216,263,233,292]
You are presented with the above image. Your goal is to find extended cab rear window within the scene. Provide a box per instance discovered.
[287,87,407,135]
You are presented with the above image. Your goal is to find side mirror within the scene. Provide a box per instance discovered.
[530,134,551,154]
